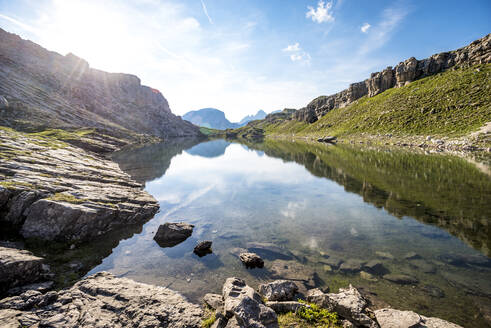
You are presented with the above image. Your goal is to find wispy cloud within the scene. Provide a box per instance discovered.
[200,0,213,25]
[0,13,37,34]
[306,1,334,23]
[359,3,410,54]
[283,42,300,52]
[361,23,371,33]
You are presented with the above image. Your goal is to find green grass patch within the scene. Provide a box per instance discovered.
[201,309,216,328]
[47,192,86,204]
[246,64,491,139]
[0,180,35,189]
[278,301,340,328]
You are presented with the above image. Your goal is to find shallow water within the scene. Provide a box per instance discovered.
[88,139,491,327]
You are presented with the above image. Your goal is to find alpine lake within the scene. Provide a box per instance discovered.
[81,138,491,327]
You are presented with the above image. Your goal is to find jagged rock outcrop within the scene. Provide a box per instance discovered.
[294,33,491,122]
[0,128,159,242]
[0,271,203,328]
[0,28,200,137]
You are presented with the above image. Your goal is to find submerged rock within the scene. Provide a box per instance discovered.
[153,222,194,247]
[0,271,203,327]
[403,252,421,260]
[362,260,388,275]
[194,240,213,257]
[375,251,394,260]
[383,274,418,285]
[239,252,264,268]
[339,259,365,273]
[258,280,298,302]
[269,260,316,287]
[246,242,293,260]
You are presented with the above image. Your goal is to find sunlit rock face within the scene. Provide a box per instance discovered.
[0,28,200,138]
[294,33,491,122]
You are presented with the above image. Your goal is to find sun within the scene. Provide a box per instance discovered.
[39,0,132,72]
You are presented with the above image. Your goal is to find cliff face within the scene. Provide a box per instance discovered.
[0,28,200,137]
[294,33,491,123]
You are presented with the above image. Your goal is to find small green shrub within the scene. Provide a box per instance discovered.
[201,312,216,328]
[297,300,339,327]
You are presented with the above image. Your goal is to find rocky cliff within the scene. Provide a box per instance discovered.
[294,33,491,123]
[0,28,199,138]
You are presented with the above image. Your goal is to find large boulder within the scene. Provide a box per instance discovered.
[306,285,377,327]
[0,271,203,327]
[153,222,194,247]
[222,277,278,328]
[258,280,298,301]
[0,247,44,295]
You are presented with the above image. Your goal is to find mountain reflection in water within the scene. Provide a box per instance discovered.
[88,139,491,327]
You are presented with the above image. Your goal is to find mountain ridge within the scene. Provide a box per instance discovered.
[183,108,268,130]
[0,28,199,138]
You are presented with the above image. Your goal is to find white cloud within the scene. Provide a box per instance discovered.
[200,0,213,25]
[0,13,37,34]
[359,4,410,54]
[306,1,334,23]
[283,42,311,65]
[361,23,371,33]
[283,42,300,52]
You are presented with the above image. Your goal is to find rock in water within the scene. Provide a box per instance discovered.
[0,247,44,295]
[258,280,298,301]
[194,240,213,257]
[153,222,194,247]
[0,272,203,327]
[239,252,264,268]
[383,274,419,285]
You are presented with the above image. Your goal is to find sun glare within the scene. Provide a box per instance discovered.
[40,0,132,72]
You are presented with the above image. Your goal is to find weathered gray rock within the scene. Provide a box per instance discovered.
[0,247,44,294]
[0,29,200,138]
[383,274,419,285]
[153,222,194,247]
[0,95,8,109]
[194,240,213,256]
[374,308,463,328]
[222,277,278,328]
[240,252,264,268]
[0,271,203,327]
[0,128,160,242]
[306,285,376,327]
[374,308,422,328]
[203,293,223,310]
[259,280,298,301]
[265,301,305,314]
[7,281,54,296]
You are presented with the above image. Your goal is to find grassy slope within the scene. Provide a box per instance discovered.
[256,64,491,139]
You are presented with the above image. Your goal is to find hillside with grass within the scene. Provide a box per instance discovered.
[244,64,490,145]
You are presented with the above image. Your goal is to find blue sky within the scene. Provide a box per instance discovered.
[0,0,490,121]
